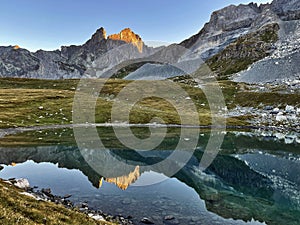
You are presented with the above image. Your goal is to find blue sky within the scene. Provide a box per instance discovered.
[0,0,271,51]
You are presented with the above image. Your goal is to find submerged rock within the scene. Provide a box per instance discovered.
[164,215,175,220]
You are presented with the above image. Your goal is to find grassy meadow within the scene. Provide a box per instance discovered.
[0,78,299,129]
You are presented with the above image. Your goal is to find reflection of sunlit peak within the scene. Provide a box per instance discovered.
[105,165,140,190]
[98,177,104,189]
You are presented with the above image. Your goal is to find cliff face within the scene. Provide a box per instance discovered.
[180,0,299,60]
[0,27,154,79]
[180,3,276,60]
[108,28,144,53]
[115,0,300,82]
[271,0,300,20]
[173,0,300,83]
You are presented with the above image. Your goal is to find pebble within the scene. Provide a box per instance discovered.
[285,105,295,113]
[264,106,273,111]
[273,107,280,112]
[164,215,175,220]
[41,188,52,196]
[63,194,72,199]
[164,218,180,224]
[91,215,105,221]
[122,198,132,205]
[140,217,155,224]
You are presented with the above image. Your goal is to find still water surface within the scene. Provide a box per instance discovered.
[0,128,299,225]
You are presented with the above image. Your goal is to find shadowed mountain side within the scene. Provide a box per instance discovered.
[0,28,157,79]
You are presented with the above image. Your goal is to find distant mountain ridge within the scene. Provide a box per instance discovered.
[0,28,155,79]
[1,0,300,83]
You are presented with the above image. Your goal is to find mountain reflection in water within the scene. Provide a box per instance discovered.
[105,165,140,190]
[0,128,299,225]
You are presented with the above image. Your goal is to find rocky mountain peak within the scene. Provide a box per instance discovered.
[79,27,108,54]
[108,28,144,53]
[13,45,20,50]
[207,3,261,33]
[91,27,107,41]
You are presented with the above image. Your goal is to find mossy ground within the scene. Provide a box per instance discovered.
[0,179,115,225]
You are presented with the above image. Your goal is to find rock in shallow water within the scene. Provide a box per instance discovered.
[164,215,175,220]
[164,218,180,225]
[140,217,155,224]
[13,178,30,189]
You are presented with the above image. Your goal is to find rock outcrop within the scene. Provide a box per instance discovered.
[271,0,300,20]
[207,23,279,78]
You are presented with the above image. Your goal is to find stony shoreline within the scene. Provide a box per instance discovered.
[0,122,299,139]
[4,178,134,225]
[227,104,300,132]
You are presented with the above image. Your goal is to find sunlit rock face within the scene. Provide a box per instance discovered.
[105,165,140,190]
[108,28,144,53]
[13,45,20,50]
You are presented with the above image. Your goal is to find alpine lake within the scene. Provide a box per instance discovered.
[0,126,299,225]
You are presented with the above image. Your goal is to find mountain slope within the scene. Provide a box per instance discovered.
[178,0,300,83]
[1,0,300,82]
[121,0,300,82]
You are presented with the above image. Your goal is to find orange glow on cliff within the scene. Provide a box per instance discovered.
[105,165,140,190]
[108,28,144,53]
